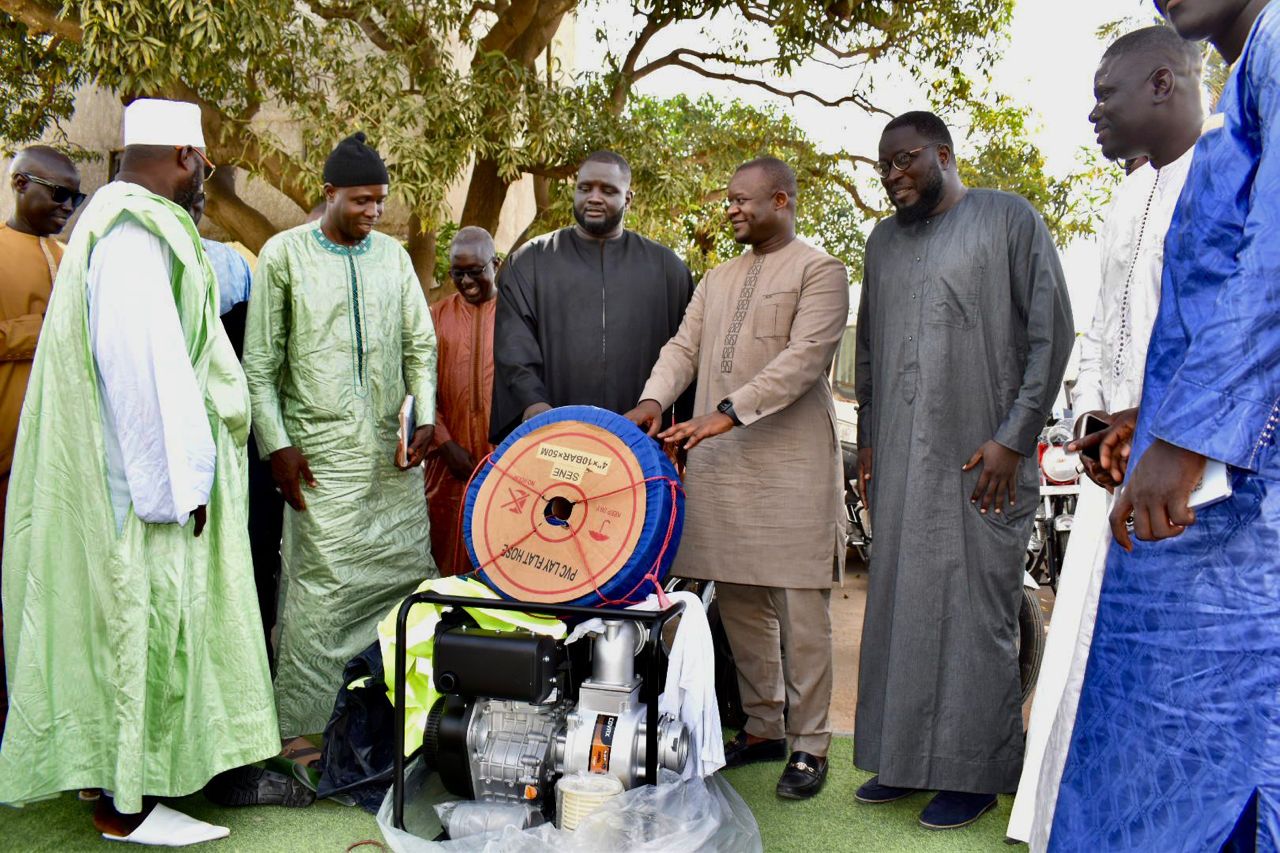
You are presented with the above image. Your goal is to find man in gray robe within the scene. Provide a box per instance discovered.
[853,111,1073,830]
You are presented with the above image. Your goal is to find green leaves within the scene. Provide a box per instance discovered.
[0,0,1104,279]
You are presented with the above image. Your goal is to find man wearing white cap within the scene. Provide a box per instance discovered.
[0,98,279,844]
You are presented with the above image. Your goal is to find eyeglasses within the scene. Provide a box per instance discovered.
[18,173,87,209]
[873,143,941,179]
[177,146,217,180]
[449,260,495,282]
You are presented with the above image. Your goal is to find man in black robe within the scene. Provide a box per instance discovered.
[490,150,694,441]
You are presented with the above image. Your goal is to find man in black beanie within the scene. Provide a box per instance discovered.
[243,131,439,743]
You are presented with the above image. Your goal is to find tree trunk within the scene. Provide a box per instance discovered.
[509,174,552,253]
[460,157,509,238]
[407,214,445,302]
[204,169,279,253]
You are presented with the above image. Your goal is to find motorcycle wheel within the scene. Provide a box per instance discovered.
[1018,586,1046,704]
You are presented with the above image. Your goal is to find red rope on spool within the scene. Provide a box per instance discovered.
[453,451,683,609]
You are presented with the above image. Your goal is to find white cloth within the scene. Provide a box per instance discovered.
[1072,147,1194,416]
[655,591,724,780]
[565,591,724,780]
[122,99,205,148]
[101,803,229,846]
[1009,147,1195,849]
[88,216,215,529]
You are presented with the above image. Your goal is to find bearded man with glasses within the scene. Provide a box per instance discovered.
[0,144,82,736]
[853,110,1074,830]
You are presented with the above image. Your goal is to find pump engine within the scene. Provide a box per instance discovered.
[421,617,690,821]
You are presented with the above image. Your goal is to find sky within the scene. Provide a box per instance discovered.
[575,0,1161,331]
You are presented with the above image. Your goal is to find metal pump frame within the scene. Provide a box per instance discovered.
[390,591,686,830]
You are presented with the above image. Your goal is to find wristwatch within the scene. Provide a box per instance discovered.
[716,398,742,426]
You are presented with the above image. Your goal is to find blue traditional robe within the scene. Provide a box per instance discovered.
[1051,6,1280,850]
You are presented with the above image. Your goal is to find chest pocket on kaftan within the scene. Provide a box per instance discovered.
[924,261,983,330]
[754,290,799,339]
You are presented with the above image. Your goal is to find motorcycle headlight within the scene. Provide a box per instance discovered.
[1040,447,1080,484]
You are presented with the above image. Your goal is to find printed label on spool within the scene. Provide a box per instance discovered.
[589,714,617,774]
[471,422,648,602]
[536,443,613,475]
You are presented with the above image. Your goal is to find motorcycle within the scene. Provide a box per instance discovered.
[842,443,872,565]
[1016,417,1082,702]
[1026,418,1081,593]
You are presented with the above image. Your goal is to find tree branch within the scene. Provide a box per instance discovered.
[305,0,396,52]
[634,49,892,115]
[823,169,879,217]
[608,13,670,115]
[204,169,282,254]
[476,0,539,56]
[502,0,573,67]
[161,81,315,211]
[518,162,576,180]
[0,0,82,41]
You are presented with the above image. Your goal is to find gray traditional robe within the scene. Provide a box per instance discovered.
[853,189,1073,793]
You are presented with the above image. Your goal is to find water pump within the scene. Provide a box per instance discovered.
[416,610,690,823]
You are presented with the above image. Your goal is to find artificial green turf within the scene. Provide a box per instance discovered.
[720,740,1017,853]
[0,738,1018,852]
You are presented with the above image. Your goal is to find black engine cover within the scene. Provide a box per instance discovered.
[433,625,562,704]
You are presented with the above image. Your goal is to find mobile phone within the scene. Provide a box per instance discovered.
[1078,413,1109,463]
[1188,460,1232,509]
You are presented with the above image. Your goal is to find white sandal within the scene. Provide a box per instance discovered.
[100,803,229,847]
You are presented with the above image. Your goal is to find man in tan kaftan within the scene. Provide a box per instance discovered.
[627,157,847,801]
[0,146,81,733]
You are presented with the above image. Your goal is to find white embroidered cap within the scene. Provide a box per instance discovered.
[122,98,206,148]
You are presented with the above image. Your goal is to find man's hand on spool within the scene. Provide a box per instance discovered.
[658,411,734,450]
[404,424,435,469]
[440,440,478,481]
[522,402,552,422]
[623,399,664,437]
[271,446,317,512]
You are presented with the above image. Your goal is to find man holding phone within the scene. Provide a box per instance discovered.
[1006,26,1207,849]
[1053,1,1280,847]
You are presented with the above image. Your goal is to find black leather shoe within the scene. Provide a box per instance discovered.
[919,790,997,830]
[854,775,918,804]
[776,751,828,800]
[723,730,788,768]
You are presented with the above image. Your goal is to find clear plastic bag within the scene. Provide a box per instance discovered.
[376,763,761,853]
[433,800,543,839]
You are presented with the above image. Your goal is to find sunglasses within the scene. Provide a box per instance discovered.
[177,146,217,180]
[449,260,496,282]
[873,143,941,179]
[19,173,87,209]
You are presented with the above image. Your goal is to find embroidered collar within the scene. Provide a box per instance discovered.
[311,226,372,256]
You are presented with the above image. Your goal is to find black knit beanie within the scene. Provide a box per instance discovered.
[322,132,390,187]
